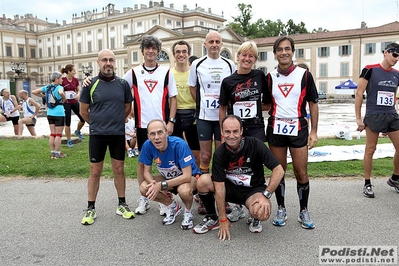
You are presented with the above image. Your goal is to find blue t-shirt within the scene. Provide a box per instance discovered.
[139,136,201,179]
[41,84,65,117]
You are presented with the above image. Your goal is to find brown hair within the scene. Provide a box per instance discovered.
[60,64,74,74]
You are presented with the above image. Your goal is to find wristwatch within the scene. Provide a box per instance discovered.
[169,117,176,124]
[161,180,168,190]
[262,190,272,199]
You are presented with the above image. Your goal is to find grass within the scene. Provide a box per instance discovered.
[0,136,394,179]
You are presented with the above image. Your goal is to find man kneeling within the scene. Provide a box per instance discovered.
[192,115,284,240]
[138,119,202,229]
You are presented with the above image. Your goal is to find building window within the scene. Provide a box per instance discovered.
[48,66,52,72]
[152,19,157,25]
[57,46,61,56]
[381,41,394,50]
[48,47,52,57]
[87,41,92,52]
[318,47,330,57]
[56,36,60,41]
[123,35,128,44]
[77,43,82,54]
[132,51,138,62]
[98,28,102,33]
[39,48,42,58]
[296,48,304,58]
[6,46,12,57]
[339,45,352,56]
[39,40,42,43]
[87,30,91,35]
[67,34,70,39]
[157,50,169,61]
[123,24,128,29]
[110,26,115,31]
[67,44,71,55]
[137,22,142,27]
[166,19,172,25]
[98,40,103,51]
[258,52,267,61]
[341,62,349,77]
[77,32,81,37]
[319,82,327,93]
[320,63,327,77]
[30,48,36,58]
[199,21,204,26]
[220,50,230,59]
[18,47,24,58]
[110,38,115,49]
[259,67,267,74]
[365,43,376,54]
[29,24,34,31]
[176,21,181,27]
[47,38,51,42]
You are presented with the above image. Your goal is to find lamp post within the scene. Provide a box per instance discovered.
[81,65,93,77]
[10,62,26,77]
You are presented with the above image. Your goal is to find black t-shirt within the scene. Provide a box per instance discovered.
[212,136,280,187]
[219,69,267,127]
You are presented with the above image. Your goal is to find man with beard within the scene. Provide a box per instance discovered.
[79,49,135,225]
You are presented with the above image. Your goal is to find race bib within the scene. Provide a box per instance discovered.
[204,94,220,109]
[226,173,252,187]
[273,118,299,136]
[65,91,76,100]
[233,101,256,119]
[158,165,183,180]
[376,91,394,106]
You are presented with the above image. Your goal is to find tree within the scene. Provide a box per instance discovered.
[227,3,312,38]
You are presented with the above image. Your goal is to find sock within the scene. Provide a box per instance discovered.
[55,151,60,155]
[274,178,286,208]
[391,174,399,181]
[185,208,192,213]
[118,197,126,205]
[297,181,310,211]
[198,192,217,220]
[200,165,209,174]
[88,201,95,210]
[365,179,371,186]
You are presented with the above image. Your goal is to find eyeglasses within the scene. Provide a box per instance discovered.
[100,58,116,63]
[148,130,165,137]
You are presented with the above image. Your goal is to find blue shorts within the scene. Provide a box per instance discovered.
[196,119,221,141]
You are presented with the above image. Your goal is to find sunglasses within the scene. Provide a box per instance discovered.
[392,52,399,58]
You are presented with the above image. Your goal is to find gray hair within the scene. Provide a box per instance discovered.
[50,71,62,82]
[140,35,162,53]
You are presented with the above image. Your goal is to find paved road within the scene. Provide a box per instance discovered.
[0,102,365,139]
[0,177,398,265]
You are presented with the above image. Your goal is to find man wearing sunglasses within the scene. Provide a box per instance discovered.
[356,43,399,198]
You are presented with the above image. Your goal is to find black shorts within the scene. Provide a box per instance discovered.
[223,180,266,205]
[266,119,308,148]
[47,115,65,127]
[364,113,399,133]
[173,125,200,151]
[2,115,19,125]
[136,128,148,151]
[196,119,221,141]
[243,126,266,142]
[89,135,125,162]
[26,117,37,127]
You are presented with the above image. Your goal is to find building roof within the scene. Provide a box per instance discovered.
[253,21,399,45]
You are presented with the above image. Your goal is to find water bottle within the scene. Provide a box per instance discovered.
[357,132,361,140]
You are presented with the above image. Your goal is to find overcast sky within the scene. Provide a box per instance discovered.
[1,0,398,32]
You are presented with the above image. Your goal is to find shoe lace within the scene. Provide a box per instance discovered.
[364,184,374,192]
[252,219,260,227]
[301,209,311,223]
[276,207,286,219]
[84,209,94,217]
[183,212,193,222]
[120,204,131,212]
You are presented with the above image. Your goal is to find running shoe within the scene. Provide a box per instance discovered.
[116,203,135,219]
[133,148,139,156]
[272,206,287,226]
[135,197,150,214]
[163,202,182,225]
[50,152,56,159]
[75,130,84,139]
[67,140,74,148]
[247,216,263,233]
[81,208,96,225]
[225,202,233,214]
[363,184,375,198]
[298,208,315,229]
[181,211,194,230]
[387,178,399,193]
[159,203,168,216]
[192,216,219,234]
[127,149,135,158]
[55,152,67,159]
[227,205,245,222]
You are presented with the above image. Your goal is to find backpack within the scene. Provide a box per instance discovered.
[46,84,63,108]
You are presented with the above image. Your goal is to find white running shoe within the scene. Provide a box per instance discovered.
[181,211,194,230]
[159,203,168,216]
[135,197,150,214]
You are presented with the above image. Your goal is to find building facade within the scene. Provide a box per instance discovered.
[0,1,398,98]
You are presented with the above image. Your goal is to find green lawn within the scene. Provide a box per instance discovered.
[0,136,394,179]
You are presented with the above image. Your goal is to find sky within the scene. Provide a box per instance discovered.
[1,0,398,32]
